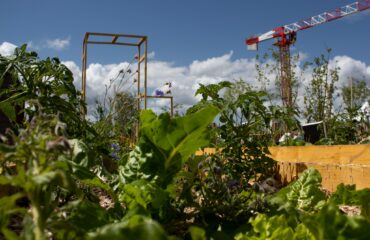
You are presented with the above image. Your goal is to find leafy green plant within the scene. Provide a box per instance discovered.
[242,168,370,240]
[301,203,370,240]
[342,79,370,109]
[330,184,370,219]
[270,168,326,212]
[188,80,275,184]
[117,106,220,217]
[88,215,168,240]
[0,45,88,138]
[173,154,262,229]
[0,113,117,239]
[235,213,314,240]
[2,45,370,240]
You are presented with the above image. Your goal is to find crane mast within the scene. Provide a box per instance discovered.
[246,0,370,108]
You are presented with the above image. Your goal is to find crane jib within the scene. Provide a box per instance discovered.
[246,0,370,45]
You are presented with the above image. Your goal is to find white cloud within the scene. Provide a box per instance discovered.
[60,52,370,117]
[147,51,155,59]
[62,52,260,115]
[0,42,17,56]
[46,37,70,50]
[329,55,370,110]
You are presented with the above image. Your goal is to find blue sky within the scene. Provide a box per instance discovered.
[1,0,370,115]
[2,0,370,64]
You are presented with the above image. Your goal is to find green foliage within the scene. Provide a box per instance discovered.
[173,154,261,228]
[302,203,370,240]
[342,79,370,109]
[330,184,370,218]
[271,168,326,212]
[189,80,275,183]
[244,169,370,240]
[255,50,303,108]
[93,91,139,150]
[2,46,370,239]
[0,193,25,239]
[303,48,339,124]
[235,214,314,240]
[117,106,220,219]
[88,215,168,240]
[0,44,88,138]
[122,106,220,187]
[0,114,117,239]
[120,179,168,213]
[188,226,207,240]
[323,111,369,145]
[113,92,138,138]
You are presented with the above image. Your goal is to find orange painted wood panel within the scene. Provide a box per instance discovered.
[196,145,370,191]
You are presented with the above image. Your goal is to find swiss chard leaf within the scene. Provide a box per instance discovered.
[302,203,370,240]
[123,105,219,187]
[270,168,326,212]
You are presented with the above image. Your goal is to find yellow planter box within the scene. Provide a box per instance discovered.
[196,144,370,192]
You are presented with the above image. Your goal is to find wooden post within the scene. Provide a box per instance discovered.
[137,45,141,111]
[144,37,148,109]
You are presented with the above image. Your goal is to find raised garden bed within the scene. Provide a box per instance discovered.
[197,144,370,192]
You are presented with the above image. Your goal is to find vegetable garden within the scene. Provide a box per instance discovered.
[0,45,370,239]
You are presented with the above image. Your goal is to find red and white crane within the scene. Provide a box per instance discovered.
[246,0,370,108]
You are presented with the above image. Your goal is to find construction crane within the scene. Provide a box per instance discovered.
[246,0,370,108]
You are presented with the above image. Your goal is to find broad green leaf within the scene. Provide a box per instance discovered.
[302,203,370,240]
[69,139,96,168]
[271,168,326,212]
[138,105,219,186]
[53,200,112,233]
[120,179,168,212]
[88,215,168,240]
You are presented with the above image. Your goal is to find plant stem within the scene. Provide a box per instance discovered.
[31,203,45,240]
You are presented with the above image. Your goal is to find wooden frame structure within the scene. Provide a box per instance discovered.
[81,32,148,111]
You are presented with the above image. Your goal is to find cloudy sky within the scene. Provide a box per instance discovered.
[1,0,370,115]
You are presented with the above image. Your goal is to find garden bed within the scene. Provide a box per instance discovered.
[197,144,370,192]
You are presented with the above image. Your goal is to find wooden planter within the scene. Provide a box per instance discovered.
[197,144,370,192]
[270,144,370,192]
